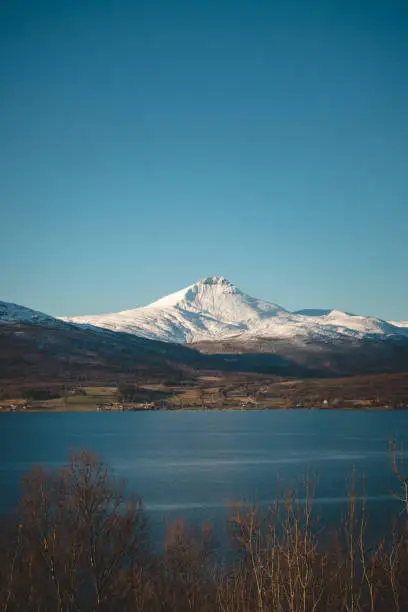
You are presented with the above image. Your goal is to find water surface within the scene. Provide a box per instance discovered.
[0,410,406,539]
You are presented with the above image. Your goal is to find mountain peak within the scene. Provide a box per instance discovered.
[147,275,241,311]
[198,276,233,287]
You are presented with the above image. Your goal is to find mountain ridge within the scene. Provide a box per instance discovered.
[61,276,407,344]
[2,287,408,386]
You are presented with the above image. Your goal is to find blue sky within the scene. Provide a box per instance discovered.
[1,0,407,320]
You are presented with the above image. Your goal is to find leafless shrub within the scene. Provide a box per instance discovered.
[223,481,325,612]
[157,518,217,611]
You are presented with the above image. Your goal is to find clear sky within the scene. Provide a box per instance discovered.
[1,0,407,320]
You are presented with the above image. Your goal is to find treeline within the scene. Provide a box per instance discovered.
[24,388,62,401]
[1,450,408,611]
[116,384,170,403]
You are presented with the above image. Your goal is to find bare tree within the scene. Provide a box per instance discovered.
[14,450,148,611]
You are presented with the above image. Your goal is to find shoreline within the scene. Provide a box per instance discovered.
[1,405,400,413]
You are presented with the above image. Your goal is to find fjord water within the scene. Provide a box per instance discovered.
[0,411,407,539]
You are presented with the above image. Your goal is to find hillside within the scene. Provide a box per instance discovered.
[0,301,321,396]
[0,303,203,394]
[2,288,408,398]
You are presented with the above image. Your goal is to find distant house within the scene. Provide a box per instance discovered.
[240,397,258,407]
[3,400,27,412]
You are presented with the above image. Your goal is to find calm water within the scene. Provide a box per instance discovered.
[0,410,407,541]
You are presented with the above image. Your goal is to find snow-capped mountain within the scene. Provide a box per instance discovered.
[0,300,67,328]
[61,276,406,344]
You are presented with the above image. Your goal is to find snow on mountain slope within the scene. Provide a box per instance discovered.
[243,309,400,341]
[61,276,406,344]
[389,321,408,337]
[62,277,287,342]
[0,300,66,328]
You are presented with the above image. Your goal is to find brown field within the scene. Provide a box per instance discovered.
[2,370,408,411]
